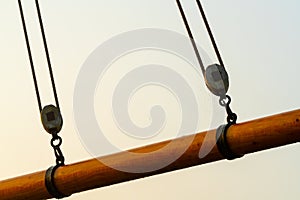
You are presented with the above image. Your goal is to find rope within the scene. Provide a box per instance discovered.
[35,0,61,111]
[18,0,61,112]
[176,0,206,76]
[195,0,224,67]
[18,0,42,112]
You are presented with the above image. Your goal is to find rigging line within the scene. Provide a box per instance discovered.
[196,0,224,67]
[35,0,61,111]
[176,0,205,76]
[18,0,42,112]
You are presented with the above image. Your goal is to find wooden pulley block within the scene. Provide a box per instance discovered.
[205,64,229,96]
[41,105,63,134]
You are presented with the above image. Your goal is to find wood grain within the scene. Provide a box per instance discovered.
[0,109,299,199]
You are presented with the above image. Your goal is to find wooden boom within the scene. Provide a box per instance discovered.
[0,109,300,199]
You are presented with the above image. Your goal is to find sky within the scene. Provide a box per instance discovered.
[0,0,300,199]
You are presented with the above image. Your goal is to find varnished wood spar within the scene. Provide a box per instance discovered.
[0,109,300,200]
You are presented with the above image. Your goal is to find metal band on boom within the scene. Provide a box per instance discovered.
[45,166,70,199]
[216,124,244,160]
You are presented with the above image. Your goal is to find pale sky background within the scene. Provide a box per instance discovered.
[0,0,300,199]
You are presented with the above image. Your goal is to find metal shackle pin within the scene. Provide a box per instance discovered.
[41,105,63,134]
[205,64,229,96]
